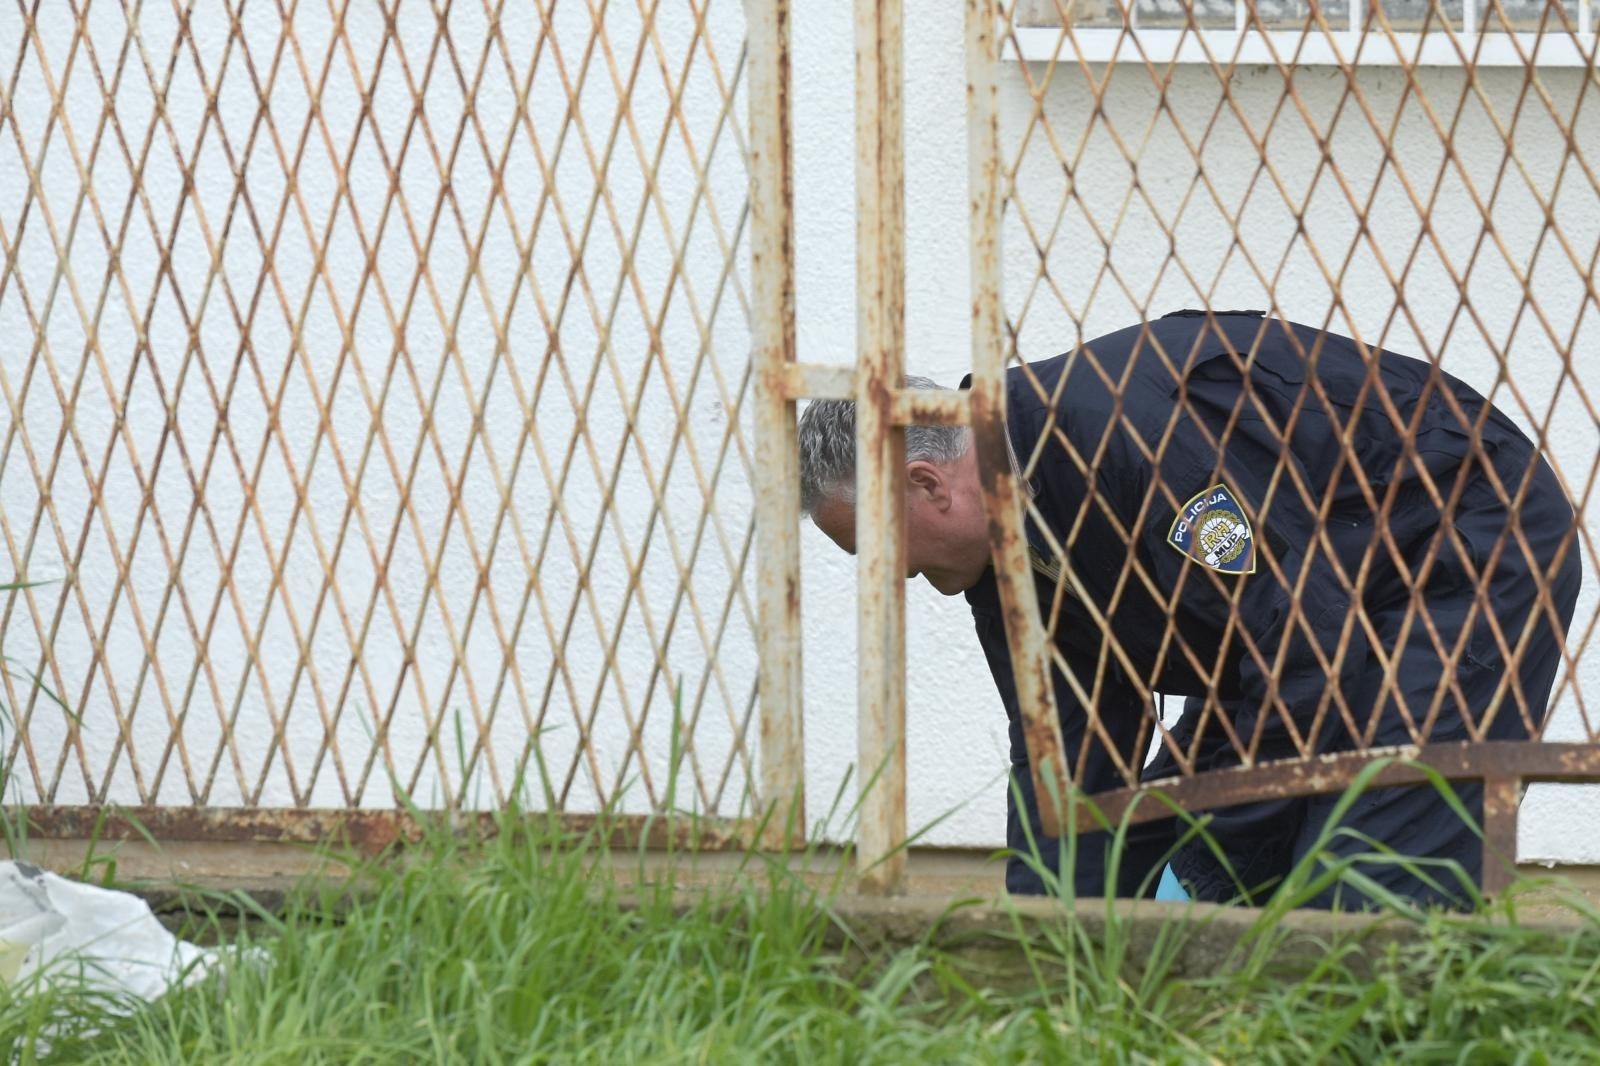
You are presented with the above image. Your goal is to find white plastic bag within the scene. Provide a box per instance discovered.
[0,864,65,985]
[0,860,215,1004]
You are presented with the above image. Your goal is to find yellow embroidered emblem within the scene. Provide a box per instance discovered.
[1166,483,1256,574]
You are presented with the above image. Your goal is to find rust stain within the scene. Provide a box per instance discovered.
[751,0,806,849]
[851,0,909,896]
[1074,742,1600,833]
[14,807,758,857]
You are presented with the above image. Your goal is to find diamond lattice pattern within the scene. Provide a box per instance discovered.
[0,1,758,817]
[998,0,1599,788]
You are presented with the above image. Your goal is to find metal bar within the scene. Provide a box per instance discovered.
[11,807,761,856]
[749,0,806,848]
[781,362,855,401]
[854,0,909,895]
[1073,742,1600,830]
[894,388,971,427]
[780,369,964,421]
[18,740,1595,857]
[1480,775,1522,898]
[966,0,1072,839]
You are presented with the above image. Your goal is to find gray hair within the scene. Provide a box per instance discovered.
[796,375,972,516]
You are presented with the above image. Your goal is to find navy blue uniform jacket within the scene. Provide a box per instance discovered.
[962,311,1580,900]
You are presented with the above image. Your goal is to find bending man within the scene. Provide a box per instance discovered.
[797,310,1580,909]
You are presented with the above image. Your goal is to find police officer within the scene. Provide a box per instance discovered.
[798,310,1581,909]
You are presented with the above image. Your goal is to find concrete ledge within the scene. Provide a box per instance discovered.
[10,837,1598,981]
[823,892,1595,991]
[15,836,1599,904]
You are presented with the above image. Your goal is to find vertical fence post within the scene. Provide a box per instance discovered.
[854,0,908,894]
[965,0,1069,837]
[1481,775,1523,899]
[750,0,806,846]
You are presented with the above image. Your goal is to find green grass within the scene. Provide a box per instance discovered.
[2,790,1598,1066]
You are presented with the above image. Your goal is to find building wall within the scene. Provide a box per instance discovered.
[1,4,1593,862]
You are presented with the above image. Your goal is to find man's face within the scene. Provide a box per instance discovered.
[810,454,991,596]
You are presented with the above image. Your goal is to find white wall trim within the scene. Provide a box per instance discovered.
[1006,26,1598,66]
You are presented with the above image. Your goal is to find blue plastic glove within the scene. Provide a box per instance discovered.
[1154,863,1189,902]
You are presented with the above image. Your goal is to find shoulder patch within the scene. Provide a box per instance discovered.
[1166,483,1256,574]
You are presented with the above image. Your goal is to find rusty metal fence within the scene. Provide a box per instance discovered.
[0,1,793,850]
[2,0,1596,892]
[960,0,1600,895]
[765,0,1600,893]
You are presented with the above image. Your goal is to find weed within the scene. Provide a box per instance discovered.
[0,768,1595,1064]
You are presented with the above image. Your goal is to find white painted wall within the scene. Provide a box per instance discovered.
[1,4,1594,862]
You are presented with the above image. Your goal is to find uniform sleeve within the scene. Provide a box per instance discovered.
[967,573,1155,796]
[968,575,1176,897]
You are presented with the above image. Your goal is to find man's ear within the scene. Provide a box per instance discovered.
[906,460,952,510]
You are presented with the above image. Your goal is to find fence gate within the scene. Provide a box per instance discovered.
[1,1,799,852]
[756,0,1597,895]
[960,0,1600,896]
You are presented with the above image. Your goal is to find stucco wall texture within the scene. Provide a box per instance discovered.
[0,4,1594,863]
